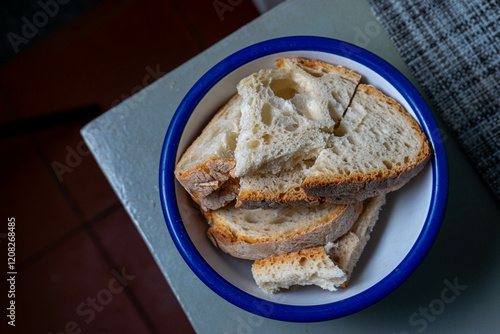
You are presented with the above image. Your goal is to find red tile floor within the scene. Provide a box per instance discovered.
[0,1,260,333]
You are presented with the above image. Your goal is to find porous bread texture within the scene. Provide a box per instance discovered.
[174,95,241,199]
[235,158,321,209]
[238,84,431,207]
[234,57,361,177]
[251,195,386,293]
[204,201,363,260]
[175,60,431,211]
[276,57,361,125]
[251,247,346,294]
[326,194,386,287]
[303,85,431,202]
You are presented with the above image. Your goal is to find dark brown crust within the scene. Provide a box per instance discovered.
[174,94,240,199]
[205,202,363,260]
[302,84,432,202]
[304,154,430,203]
[175,158,236,199]
[235,186,323,209]
[235,198,322,210]
[194,178,240,211]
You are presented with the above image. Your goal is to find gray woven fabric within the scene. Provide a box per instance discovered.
[366,0,500,200]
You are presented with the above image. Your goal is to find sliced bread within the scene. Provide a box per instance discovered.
[326,194,386,286]
[191,178,240,211]
[302,85,431,202]
[174,94,241,199]
[175,61,430,211]
[238,84,430,208]
[235,158,321,209]
[251,247,347,294]
[204,201,363,260]
[234,57,361,177]
[251,195,385,293]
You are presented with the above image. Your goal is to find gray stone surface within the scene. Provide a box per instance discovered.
[82,0,500,332]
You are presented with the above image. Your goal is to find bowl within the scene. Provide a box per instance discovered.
[159,36,448,322]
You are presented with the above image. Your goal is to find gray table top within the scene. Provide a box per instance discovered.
[82,0,500,333]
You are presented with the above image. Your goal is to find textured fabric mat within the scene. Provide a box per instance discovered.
[366,0,500,201]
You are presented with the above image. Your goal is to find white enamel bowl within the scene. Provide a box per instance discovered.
[159,36,448,322]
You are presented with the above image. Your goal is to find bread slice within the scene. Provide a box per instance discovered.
[238,84,431,208]
[302,85,431,202]
[234,57,361,177]
[191,178,240,211]
[251,195,385,293]
[326,194,386,286]
[174,95,241,200]
[204,201,363,260]
[175,58,361,210]
[175,62,430,211]
[251,247,347,294]
[235,158,321,209]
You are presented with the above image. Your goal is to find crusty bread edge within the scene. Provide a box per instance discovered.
[175,158,237,199]
[174,94,240,198]
[205,202,363,260]
[249,195,386,293]
[235,187,323,209]
[334,194,386,288]
[302,85,431,201]
[251,246,346,293]
[319,154,429,204]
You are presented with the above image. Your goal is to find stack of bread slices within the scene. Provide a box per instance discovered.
[174,57,431,293]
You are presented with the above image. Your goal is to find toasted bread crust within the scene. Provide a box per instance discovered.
[235,186,323,209]
[319,155,429,203]
[253,246,326,269]
[329,195,386,288]
[205,201,363,260]
[251,245,347,293]
[174,94,240,199]
[194,178,240,211]
[302,85,431,201]
[175,158,236,198]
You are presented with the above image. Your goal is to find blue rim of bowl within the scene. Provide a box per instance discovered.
[159,36,448,322]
